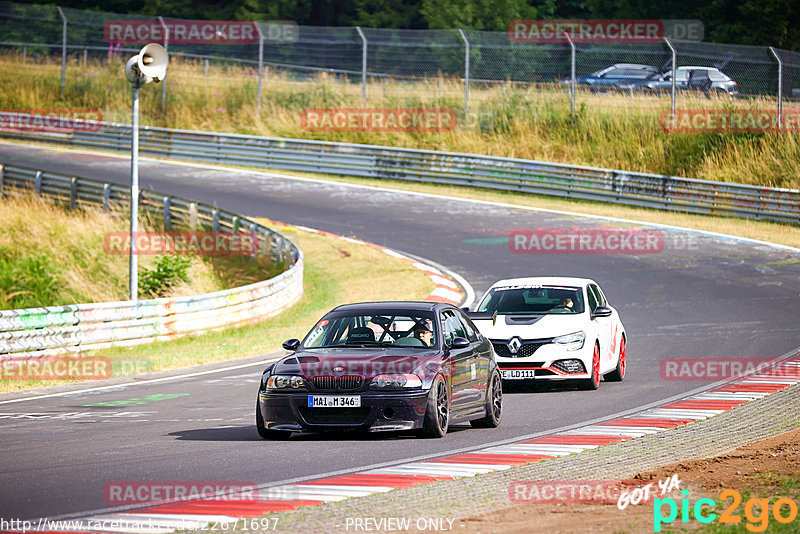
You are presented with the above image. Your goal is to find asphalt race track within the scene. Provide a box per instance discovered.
[1,142,800,522]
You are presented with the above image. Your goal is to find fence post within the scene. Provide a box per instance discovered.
[34,171,43,196]
[22,46,27,63]
[256,23,264,113]
[189,202,198,230]
[69,176,77,209]
[0,164,4,197]
[56,6,67,94]
[249,223,257,260]
[103,183,111,212]
[664,37,676,113]
[564,32,576,117]
[769,47,783,129]
[458,29,470,118]
[163,196,171,229]
[158,16,168,109]
[356,27,367,106]
[204,58,208,76]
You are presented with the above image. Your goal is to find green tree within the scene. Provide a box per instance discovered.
[420,0,539,31]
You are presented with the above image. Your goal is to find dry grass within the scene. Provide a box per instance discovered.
[0,195,271,308]
[1,51,799,189]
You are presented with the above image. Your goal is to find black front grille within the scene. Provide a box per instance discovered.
[492,341,550,358]
[312,376,336,390]
[299,407,371,425]
[311,375,364,391]
[552,359,586,374]
[338,375,364,391]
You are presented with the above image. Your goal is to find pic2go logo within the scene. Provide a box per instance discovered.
[654,489,799,532]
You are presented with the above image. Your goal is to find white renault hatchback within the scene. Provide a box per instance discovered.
[467,277,626,390]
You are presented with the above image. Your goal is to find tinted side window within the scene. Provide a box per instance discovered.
[586,286,599,312]
[590,284,607,307]
[458,311,481,343]
[441,311,467,345]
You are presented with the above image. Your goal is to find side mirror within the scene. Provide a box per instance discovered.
[282,338,300,351]
[592,306,613,319]
[460,306,471,313]
[449,337,470,350]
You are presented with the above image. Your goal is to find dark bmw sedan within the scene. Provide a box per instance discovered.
[256,301,502,439]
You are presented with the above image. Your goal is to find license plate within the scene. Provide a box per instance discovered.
[307,395,361,408]
[501,369,535,380]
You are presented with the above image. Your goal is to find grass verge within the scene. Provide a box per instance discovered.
[0,195,272,308]
[0,222,435,393]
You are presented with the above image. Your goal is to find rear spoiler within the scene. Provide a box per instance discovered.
[465,310,498,325]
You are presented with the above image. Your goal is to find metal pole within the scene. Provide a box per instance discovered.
[564,32,575,117]
[356,27,367,106]
[458,29,470,117]
[83,48,87,67]
[664,37,676,113]
[204,58,208,76]
[129,80,140,302]
[256,23,264,113]
[770,47,783,129]
[159,16,168,109]
[57,7,67,94]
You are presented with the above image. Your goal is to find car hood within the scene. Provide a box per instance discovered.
[273,347,442,379]
[470,314,584,340]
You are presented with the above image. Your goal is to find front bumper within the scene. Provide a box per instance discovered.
[258,390,429,433]
[495,343,593,381]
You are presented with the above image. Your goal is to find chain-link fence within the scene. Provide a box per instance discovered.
[1,0,798,120]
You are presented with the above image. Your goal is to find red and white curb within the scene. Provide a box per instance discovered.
[283,222,465,306]
[28,356,800,533]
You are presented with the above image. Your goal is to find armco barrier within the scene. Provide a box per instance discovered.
[0,114,798,223]
[0,162,303,360]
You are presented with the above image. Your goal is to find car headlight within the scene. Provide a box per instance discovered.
[553,331,585,350]
[266,375,306,391]
[371,374,422,389]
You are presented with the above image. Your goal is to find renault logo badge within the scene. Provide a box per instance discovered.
[508,337,522,354]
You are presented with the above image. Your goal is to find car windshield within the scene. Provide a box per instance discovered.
[477,285,585,315]
[301,311,439,349]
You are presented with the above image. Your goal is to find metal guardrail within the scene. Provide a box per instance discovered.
[0,162,303,360]
[1,115,798,223]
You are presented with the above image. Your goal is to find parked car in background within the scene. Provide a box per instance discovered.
[619,66,739,95]
[562,63,660,91]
